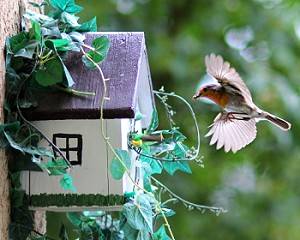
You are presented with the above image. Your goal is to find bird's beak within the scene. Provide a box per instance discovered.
[193,92,201,100]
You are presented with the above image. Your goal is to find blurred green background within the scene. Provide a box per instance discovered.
[54,0,300,239]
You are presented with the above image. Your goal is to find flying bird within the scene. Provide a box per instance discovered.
[194,53,291,153]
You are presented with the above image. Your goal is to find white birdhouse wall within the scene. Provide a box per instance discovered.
[21,118,138,201]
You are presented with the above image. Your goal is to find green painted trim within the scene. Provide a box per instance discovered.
[28,194,125,207]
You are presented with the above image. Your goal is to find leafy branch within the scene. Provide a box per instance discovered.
[129,88,202,164]
[151,177,227,215]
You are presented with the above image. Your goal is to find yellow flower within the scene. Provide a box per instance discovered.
[131,139,143,147]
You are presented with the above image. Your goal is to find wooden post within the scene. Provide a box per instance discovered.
[0,0,41,239]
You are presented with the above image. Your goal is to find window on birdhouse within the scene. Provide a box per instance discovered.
[52,133,83,166]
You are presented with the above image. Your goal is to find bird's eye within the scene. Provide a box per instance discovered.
[203,88,207,92]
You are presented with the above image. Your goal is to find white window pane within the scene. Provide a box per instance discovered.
[69,137,78,148]
[69,151,78,163]
[55,137,66,148]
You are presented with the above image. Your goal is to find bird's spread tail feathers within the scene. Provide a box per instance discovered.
[264,112,291,131]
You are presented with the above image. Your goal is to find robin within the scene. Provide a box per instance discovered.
[193,53,291,153]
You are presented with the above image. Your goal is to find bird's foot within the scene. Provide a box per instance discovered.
[224,112,251,122]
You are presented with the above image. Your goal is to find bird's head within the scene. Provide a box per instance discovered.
[193,84,218,99]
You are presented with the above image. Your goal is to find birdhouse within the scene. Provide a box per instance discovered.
[20,32,154,211]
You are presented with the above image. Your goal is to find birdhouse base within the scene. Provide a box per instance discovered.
[30,205,123,212]
[27,193,125,212]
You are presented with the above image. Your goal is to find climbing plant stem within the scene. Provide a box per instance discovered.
[151,177,227,214]
[80,46,176,240]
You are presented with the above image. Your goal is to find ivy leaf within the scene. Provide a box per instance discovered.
[81,54,94,69]
[153,225,171,240]
[3,130,53,158]
[29,20,41,41]
[122,194,153,233]
[120,221,138,240]
[61,12,80,28]
[140,162,153,177]
[60,33,80,52]
[161,143,192,175]
[45,39,71,51]
[162,160,192,175]
[28,1,48,8]
[156,208,176,219]
[35,57,64,86]
[49,0,83,14]
[172,142,189,159]
[92,36,110,51]
[143,175,152,192]
[14,42,39,59]
[135,111,144,121]
[49,0,67,10]
[9,32,29,53]
[64,3,83,14]
[172,129,186,142]
[76,17,97,32]
[162,208,176,217]
[41,25,61,37]
[62,63,74,87]
[57,55,74,87]
[42,158,69,175]
[140,150,162,175]
[40,18,61,37]
[110,149,131,180]
[82,36,110,69]
[60,174,76,192]
[146,109,159,134]
[23,10,54,24]
[68,32,85,43]
[2,131,24,151]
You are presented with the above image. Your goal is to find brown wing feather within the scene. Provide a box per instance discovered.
[205,53,253,105]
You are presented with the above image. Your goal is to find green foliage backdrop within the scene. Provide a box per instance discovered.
[74,0,300,239]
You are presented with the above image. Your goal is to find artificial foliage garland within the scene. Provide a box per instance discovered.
[2,0,226,239]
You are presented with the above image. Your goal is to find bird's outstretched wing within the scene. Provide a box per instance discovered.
[205,53,253,105]
[205,113,257,153]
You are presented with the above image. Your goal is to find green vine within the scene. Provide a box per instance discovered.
[2,0,226,240]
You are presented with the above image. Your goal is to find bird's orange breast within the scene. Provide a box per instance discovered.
[205,91,229,108]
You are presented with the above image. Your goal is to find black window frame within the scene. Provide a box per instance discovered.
[52,133,83,166]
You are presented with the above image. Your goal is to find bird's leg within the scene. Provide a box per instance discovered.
[224,112,251,121]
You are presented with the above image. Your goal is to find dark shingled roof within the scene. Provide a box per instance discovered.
[24,32,153,120]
